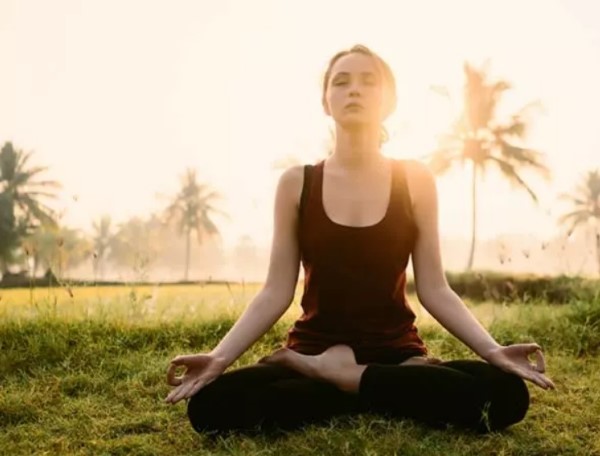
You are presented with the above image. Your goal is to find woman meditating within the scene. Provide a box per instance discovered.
[165,44,555,435]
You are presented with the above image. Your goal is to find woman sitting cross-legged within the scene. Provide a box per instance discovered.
[164,44,555,435]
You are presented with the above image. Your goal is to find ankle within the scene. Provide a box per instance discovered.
[333,364,367,394]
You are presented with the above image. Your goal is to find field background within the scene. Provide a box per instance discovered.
[1,281,599,456]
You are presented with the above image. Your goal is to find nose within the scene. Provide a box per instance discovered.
[349,84,361,98]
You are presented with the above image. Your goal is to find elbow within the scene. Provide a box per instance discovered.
[416,284,452,310]
[261,283,295,311]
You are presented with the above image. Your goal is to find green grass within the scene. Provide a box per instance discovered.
[0,284,599,455]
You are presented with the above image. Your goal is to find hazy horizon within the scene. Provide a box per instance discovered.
[41,227,597,282]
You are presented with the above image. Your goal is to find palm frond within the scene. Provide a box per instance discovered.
[20,200,58,229]
[493,116,528,139]
[16,190,59,200]
[463,61,512,131]
[496,141,551,180]
[558,192,588,207]
[514,99,545,122]
[557,209,591,228]
[163,169,227,243]
[16,149,34,170]
[488,157,539,202]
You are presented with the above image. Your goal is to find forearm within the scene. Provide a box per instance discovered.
[209,288,291,366]
[419,286,501,360]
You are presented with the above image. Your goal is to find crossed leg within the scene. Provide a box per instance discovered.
[187,346,529,435]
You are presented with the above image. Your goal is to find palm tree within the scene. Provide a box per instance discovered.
[558,169,600,276]
[22,223,92,277]
[0,142,60,231]
[163,168,224,281]
[109,216,162,280]
[0,192,21,275]
[0,142,61,274]
[428,62,551,271]
[91,214,114,280]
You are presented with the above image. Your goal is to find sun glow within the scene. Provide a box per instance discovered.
[1,0,599,278]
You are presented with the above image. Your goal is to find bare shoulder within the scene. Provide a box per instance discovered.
[400,159,437,207]
[276,165,305,208]
[278,164,304,186]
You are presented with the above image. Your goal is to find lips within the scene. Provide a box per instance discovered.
[345,102,364,109]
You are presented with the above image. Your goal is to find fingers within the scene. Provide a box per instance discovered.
[170,355,193,366]
[518,366,556,390]
[165,388,189,405]
[166,363,183,386]
[165,379,199,404]
[531,372,556,390]
[524,344,554,388]
[166,354,198,388]
[520,343,546,373]
[187,376,216,399]
[541,373,556,390]
[165,374,214,405]
[532,348,546,373]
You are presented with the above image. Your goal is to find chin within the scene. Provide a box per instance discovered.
[337,116,377,131]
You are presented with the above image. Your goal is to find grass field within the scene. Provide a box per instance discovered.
[1,283,599,455]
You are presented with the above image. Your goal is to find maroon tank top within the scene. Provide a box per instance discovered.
[284,158,428,364]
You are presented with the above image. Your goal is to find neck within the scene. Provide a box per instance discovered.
[330,124,383,169]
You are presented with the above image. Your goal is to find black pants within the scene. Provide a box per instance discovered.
[187,359,529,435]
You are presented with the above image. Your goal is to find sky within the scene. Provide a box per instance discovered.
[2,0,599,250]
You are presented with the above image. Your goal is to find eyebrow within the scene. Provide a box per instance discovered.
[332,71,377,78]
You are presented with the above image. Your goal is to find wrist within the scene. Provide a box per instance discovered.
[479,342,503,361]
[209,348,234,367]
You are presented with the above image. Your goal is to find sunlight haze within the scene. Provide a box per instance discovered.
[2,0,599,278]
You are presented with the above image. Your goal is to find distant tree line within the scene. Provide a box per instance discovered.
[0,142,227,284]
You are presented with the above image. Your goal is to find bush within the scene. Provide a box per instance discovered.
[406,271,600,304]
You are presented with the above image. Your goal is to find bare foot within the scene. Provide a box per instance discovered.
[258,348,322,379]
[259,345,365,393]
[400,355,443,366]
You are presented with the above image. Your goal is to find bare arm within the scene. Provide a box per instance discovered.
[209,166,304,367]
[406,161,501,360]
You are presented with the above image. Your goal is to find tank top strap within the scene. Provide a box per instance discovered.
[389,159,416,232]
[299,163,316,222]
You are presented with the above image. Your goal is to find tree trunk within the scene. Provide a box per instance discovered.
[92,254,98,281]
[466,163,478,271]
[184,228,191,281]
[596,229,600,278]
[97,249,105,280]
[32,254,39,279]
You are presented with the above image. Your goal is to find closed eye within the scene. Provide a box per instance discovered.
[362,74,377,85]
[332,75,349,86]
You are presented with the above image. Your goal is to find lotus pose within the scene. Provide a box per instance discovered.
[165,44,555,435]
